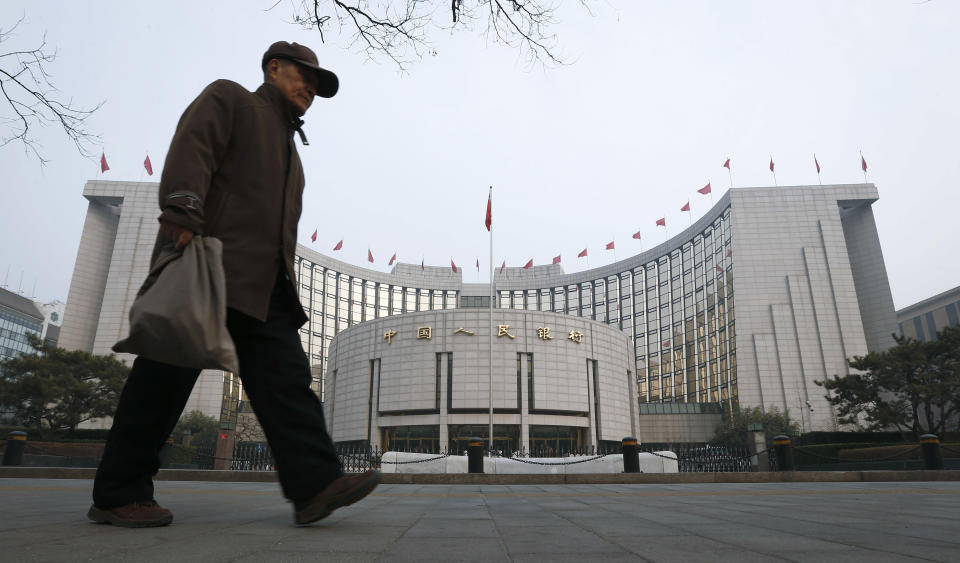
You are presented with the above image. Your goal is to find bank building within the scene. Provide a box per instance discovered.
[59,181,896,452]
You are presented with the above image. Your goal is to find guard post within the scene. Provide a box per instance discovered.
[920,434,943,470]
[468,437,484,473]
[2,431,28,466]
[622,436,640,473]
[773,435,795,471]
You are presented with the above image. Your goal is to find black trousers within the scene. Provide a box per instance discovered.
[93,274,342,508]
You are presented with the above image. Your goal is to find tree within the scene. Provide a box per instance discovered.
[0,14,103,163]
[711,405,800,446]
[277,0,593,69]
[173,410,220,441]
[0,334,127,431]
[816,325,960,439]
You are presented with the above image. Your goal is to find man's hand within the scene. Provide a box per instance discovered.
[159,221,195,250]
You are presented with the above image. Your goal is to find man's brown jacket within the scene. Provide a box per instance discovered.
[153,79,309,325]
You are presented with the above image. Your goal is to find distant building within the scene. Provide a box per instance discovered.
[62,181,898,442]
[0,286,44,362]
[897,285,960,342]
[36,300,66,343]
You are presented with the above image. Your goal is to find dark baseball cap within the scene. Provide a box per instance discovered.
[261,41,339,98]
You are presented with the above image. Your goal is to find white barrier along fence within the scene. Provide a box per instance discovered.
[380,452,678,474]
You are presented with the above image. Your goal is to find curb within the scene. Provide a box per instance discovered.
[3,466,960,484]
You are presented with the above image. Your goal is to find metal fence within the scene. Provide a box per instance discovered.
[228,442,765,473]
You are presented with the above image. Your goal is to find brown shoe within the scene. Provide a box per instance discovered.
[294,470,380,525]
[87,500,173,528]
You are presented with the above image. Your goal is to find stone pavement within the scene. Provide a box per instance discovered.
[1,479,959,562]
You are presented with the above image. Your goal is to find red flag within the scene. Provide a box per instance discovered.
[698,182,712,195]
[861,154,867,172]
[769,157,775,172]
[451,259,458,273]
[723,158,730,169]
[523,259,533,269]
[605,241,615,250]
[499,260,506,274]
[656,217,666,227]
[476,258,480,271]
[100,152,109,172]
[484,190,492,231]
[389,253,397,266]
[368,249,374,263]
[577,248,588,258]
[333,239,343,251]
[716,265,723,272]
[632,230,642,240]
[311,229,317,243]
[814,155,821,174]
[680,201,690,212]
[552,255,561,264]
[143,154,153,176]
[421,259,424,271]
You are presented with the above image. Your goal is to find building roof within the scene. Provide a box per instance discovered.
[0,287,43,321]
[896,284,960,319]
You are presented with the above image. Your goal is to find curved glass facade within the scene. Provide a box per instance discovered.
[294,206,735,411]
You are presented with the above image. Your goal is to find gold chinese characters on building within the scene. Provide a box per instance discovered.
[497,324,515,339]
[383,330,397,344]
[454,327,475,336]
[568,330,584,344]
[417,327,433,340]
[536,327,553,340]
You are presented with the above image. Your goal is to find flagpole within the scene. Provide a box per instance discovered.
[860,151,868,183]
[727,168,733,189]
[709,179,715,206]
[488,187,494,455]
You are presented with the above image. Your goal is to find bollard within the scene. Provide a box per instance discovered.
[772,435,795,471]
[622,436,640,473]
[467,437,484,473]
[919,434,943,470]
[2,431,28,466]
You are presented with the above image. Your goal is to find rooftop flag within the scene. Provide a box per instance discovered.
[476,258,480,271]
[500,260,506,274]
[100,152,109,172]
[656,217,666,227]
[723,158,731,169]
[368,249,374,263]
[552,255,561,264]
[451,259,458,273]
[632,230,642,240]
[389,253,397,266]
[311,229,317,243]
[698,182,712,195]
[144,154,153,176]
[815,154,821,174]
[333,239,343,251]
[578,248,588,258]
[769,157,775,172]
[861,154,868,172]
[523,259,533,269]
[681,201,690,212]
[421,258,424,270]
[485,188,492,231]
[605,241,615,250]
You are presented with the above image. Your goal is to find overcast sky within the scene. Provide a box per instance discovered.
[2,1,957,310]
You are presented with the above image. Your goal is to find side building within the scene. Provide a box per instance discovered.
[897,285,960,342]
[61,181,897,443]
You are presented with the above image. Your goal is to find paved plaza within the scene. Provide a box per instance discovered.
[1,478,959,562]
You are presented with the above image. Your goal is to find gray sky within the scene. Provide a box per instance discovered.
[2,1,957,310]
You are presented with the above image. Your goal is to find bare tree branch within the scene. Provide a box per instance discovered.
[274,1,591,70]
[0,14,103,164]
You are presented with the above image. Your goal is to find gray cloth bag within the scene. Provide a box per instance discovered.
[113,236,239,373]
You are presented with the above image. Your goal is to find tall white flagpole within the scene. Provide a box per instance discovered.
[488,186,494,454]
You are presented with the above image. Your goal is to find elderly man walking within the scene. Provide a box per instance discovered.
[88,42,378,528]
